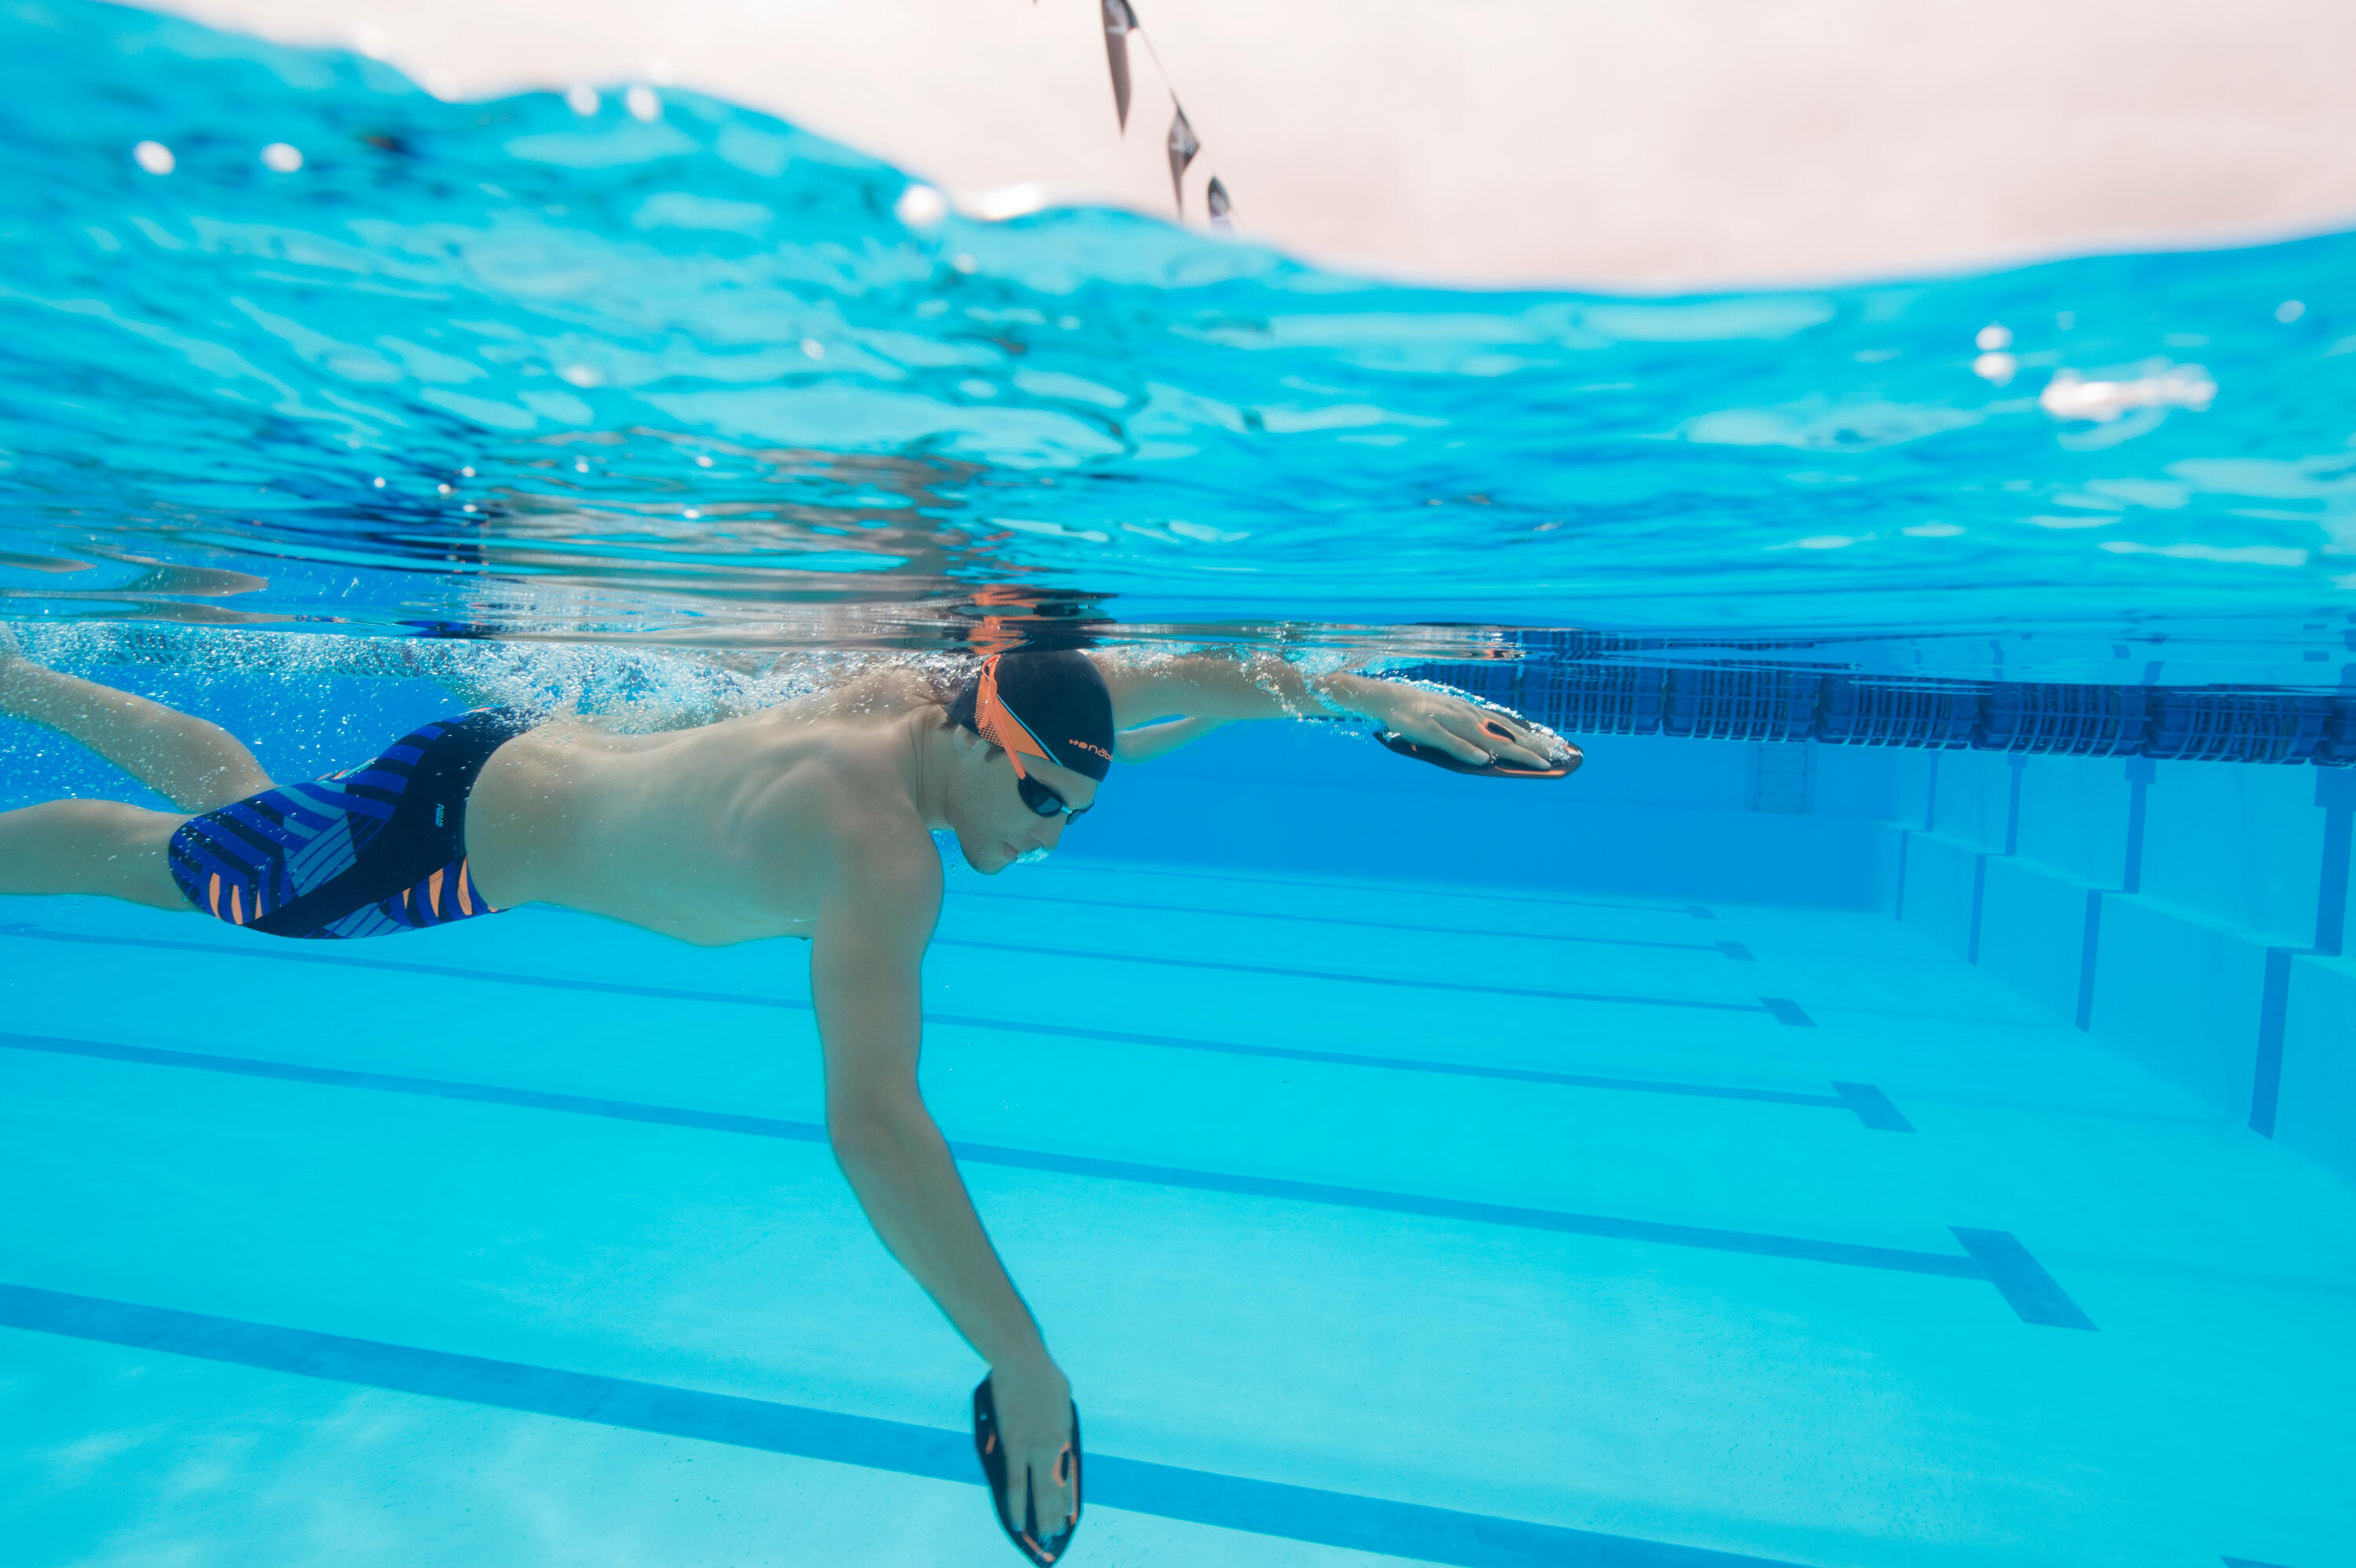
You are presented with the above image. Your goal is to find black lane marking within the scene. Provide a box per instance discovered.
[0,1282,1805,1568]
[1033,862,1718,919]
[0,923,785,1010]
[924,1015,1912,1130]
[3,923,1811,1024]
[938,937,1795,1017]
[2,927,1856,1106]
[2,1031,2067,1320]
[947,888,1742,956]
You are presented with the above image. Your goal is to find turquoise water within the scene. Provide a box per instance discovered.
[5,4,2356,1567]
[5,1,2356,680]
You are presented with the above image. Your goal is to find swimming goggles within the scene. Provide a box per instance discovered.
[1017,771,1088,821]
[976,655,1090,822]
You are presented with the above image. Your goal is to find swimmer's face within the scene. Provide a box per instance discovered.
[943,727,1100,875]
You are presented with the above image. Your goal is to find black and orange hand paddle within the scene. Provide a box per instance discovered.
[972,1377,1084,1565]
[1380,718,1582,778]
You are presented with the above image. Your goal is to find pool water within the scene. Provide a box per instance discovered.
[5,827,2352,1567]
[5,1,2356,677]
[5,4,2356,1567]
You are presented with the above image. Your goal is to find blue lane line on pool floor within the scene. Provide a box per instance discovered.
[0,922,1814,1024]
[930,1015,1908,1129]
[0,1282,1802,1568]
[940,937,1806,1018]
[0,923,802,1010]
[1,1031,2072,1323]
[948,888,1756,958]
[1038,861,1721,919]
[0,927,1868,1115]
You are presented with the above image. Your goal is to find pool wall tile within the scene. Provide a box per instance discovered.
[1925,750,2015,851]
[1892,831,1981,953]
[2279,954,2356,1183]
[1976,856,2095,1021]
[2013,760,2138,887]
[2141,763,2333,948]
[2087,897,2271,1115]
[1863,744,2355,1178]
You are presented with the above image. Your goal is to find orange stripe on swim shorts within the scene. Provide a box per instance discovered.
[207,873,221,916]
[427,867,445,916]
[455,861,475,916]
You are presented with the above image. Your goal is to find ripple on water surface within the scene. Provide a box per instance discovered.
[1,0,2353,685]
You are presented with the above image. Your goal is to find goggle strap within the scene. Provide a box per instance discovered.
[976,656,1056,780]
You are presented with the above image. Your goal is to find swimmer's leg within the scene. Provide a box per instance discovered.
[0,798,189,908]
[1,642,273,811]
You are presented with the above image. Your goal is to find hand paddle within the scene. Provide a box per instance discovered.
[972,1377,1084,1565]
[1380,719,1581,778]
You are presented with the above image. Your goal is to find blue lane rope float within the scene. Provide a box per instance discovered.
[1402,645,2356,766]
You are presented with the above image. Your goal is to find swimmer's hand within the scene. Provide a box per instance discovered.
[1319,674,1563,769]
[989,1353,1078,1549]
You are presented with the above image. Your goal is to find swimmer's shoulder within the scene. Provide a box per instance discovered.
[783,762,942,935]
[816,662,957,716]
[730,721,931,860]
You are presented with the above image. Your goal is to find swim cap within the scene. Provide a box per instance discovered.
[948,649,1115,782]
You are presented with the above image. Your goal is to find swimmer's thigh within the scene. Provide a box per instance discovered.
[0,799,192,909]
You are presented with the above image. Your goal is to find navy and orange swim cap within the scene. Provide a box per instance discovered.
[949,649,1115,782]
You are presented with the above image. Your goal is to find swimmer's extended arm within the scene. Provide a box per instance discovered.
[807,832,1077,1536]
[1090,651,1559,769]
[1110,715,1227,763]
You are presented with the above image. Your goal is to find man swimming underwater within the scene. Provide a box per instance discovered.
[0,638,1568,1560]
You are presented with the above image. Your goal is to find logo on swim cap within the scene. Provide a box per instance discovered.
[1066,739,1110,760]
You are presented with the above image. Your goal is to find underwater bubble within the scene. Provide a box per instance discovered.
[132,141,174,175]
[894,184,948,228]
[565,85,600,116]
[2040,364,2216,422]
[625,86,661,122]
[260,142,303,173]
[965,183,1044,221]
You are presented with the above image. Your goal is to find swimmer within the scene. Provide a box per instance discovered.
[0,632,1566,1560]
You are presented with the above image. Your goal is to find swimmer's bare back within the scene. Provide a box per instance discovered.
[465,667,957,946]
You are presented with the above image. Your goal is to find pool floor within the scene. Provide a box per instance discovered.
[2,861,2351,1567]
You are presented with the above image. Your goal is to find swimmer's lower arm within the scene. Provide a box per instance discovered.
[1110,652,1382,725]
[828,1098,1052,1372]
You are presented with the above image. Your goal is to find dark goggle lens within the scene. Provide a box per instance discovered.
[1018,772,1085,821]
